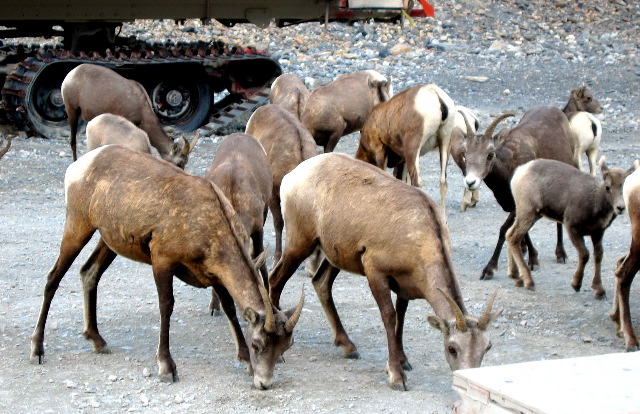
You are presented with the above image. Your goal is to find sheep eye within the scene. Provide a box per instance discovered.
[448,346,458,358]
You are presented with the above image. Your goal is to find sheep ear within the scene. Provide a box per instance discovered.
[427,315,450,335]
[628,160,640,175]
[244,307,260,324]
[599,156,608,173]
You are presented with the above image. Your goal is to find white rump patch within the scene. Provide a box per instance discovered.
[510,161,535,192]
[624,168,640,214]
[280,154,327,202]
[64,146,107,204]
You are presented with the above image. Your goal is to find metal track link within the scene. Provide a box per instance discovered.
[198,88,270,135]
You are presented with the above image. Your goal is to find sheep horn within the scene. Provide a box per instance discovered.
[458,109,474,139]
[437,287,467,332]
[188,132,200,154]
[483,113,515,141]
[0,136,11,159]
[285,287,305,334]
[258,284,276,333]
[477,290,498,331]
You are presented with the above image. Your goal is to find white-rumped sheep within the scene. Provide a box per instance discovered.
[62,63,198,166]
[245,104,318,265]
[611,166,640,351]
[462,108,578,280]
[269,153,502,391]
[355,83,456,214]
[269,73,310,120]
[86,113,153,153]
[449,106,481,211]
[506,157,637,297]
[302,70,392,153]
[568,111,602,175]
[30,146,303,390]
[204,133,272,315]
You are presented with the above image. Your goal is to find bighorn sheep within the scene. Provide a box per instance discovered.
[0,135,12,160]
[301,70,392,153]
[245,104,318,265]
[62,63,197,166]
[30,146,303,390]
[568,112,602,175]
[86,113,153,153]
[205,133,272,315]
[462,108,578,279]
[355,83,456,213]
[269,153,502,391]
[269,73,310,120]
[450,106,480,211]
[611,166,640,351]
[562,85,602,116]
[506,157,637,297]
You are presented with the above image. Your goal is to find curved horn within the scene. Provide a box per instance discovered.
[258,284,276,333]
[458,109,474,139]
[477,290,498,330]
[188,132,200,154]
[483,113,515,141]
[0,136,11,159]
[285,287,305,334]
[437,288,467,332]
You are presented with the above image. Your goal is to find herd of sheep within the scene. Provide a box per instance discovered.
[24,63,640,393]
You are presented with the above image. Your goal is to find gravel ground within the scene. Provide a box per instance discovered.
[1,1,639,413]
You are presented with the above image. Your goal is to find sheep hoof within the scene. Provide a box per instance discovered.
[594,290,606,300]
[572,284,581,292]
[625,346,639,353]
[402,361,413,371]
[480,268,495,280]
[389,381,409,391]
[344,350,360,359]
[514,279,524,287]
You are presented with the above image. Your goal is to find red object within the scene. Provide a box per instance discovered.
[412,0,435,17]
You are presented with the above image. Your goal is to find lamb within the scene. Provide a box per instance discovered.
[269,153,502,390]
[245,104,318,265]
[61,63,198,166]
[355,83,456,213]
[450,106,481,211]
[85,113,153,153]
[462,108,578,280]
[568,111,602,175]
[204,133,272,315]
[30,145,304,389]
[269,73,310,120]
[301,70,392,153]
[610,166,640,351]
[506,157,637,297]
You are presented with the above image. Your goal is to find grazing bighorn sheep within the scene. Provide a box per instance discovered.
[245,104,318,265]
[86,113,153,153]
[302,70,392,153]
[205,133,272,315]
[462,108,578,279]
[355,83,456,213]
[269,153,502,390]
[269,73,310,120]
[568,112,602,175]
[450,106,480,211]
[62,63,197,166]
[30,146,303,390]
[506,157,637,297]
[0,135,12,160]
[610,167,640,351]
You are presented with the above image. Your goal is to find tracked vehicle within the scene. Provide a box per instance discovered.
[0,1,426,138]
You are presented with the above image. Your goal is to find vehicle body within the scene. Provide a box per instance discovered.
[0,1,429,138]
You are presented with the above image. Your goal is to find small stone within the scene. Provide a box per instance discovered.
[64,380,77,389]
[174,395,184,404]
[390,43,412,55]
[583,336,593,343]
[503,89,511,95]
[108,375,118,382]
[464,76,490,83]
[142,368,151,377]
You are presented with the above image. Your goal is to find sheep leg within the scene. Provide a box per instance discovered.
[152,262,178,382]
[251,229,268,287]
[506,215,538,289]
[460,188,473,212]
[79,238,117,353]
[590,231,606,299]
[209,290,222,316]
[213,284,251,367]
[269,242,315,308]
[30,226,96,364]
[555,223,567,263]
[524,233,540,270]
[471,188,480,207]
[304,246,324,278]
[405,147,423,187]
[567,227,589,293]
[323,130,344,153]
[437,143,450,215]
[366,271,407,390]
[612,250,640,351]
[586,147,598,176]
[481,212,516,280]
[311,259,359,358]
[269,193,284,266]
[394,296,412,371]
